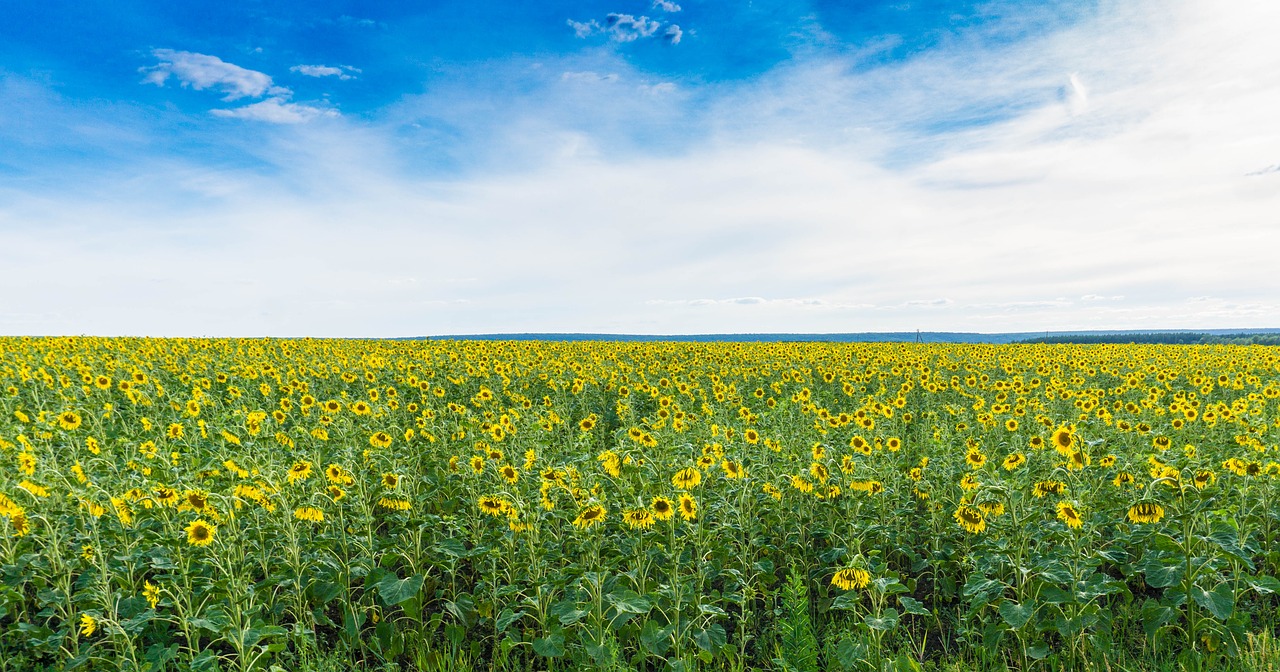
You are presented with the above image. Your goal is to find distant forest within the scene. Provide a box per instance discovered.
[1013,332,1280,345]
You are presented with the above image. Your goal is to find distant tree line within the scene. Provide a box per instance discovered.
[1014,333,1280,345]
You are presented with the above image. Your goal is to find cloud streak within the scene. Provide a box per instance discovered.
[142,49,286,100]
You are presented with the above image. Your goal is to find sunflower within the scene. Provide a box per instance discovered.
[184,519,216,546]
[578,416,597,432]
[1113,471,1136,488]
[831,567,870,591]
[382,473,400,488]
[886,437,902,451]
[325,464,346,483]
[470,456,484,474]
[623,508,655,529]
[1002,453,1026,470]
[294,507,324,523]
[154,486,179,506]
[1056,501,1083,529]
[327,485,346,502]
[288,461,312,484]
[672,467,702,490]
[953,505,986,534]
[58,411,82,431]
[351,401,372,416]
[143,581,161,609]
[479,495,508,517]
[184,490,209,511]
[1098,455,1116,468]
[721,460,745,479]
[743,428,760,444]
[79,613,97,637]
[959,473,980,491]
[678,493,698,521]
[1028,436,1044,450]
[573,504,606,529]
[652,496,675,521]
[500,465,518,484]
[1127,502,1165,524]
[1193,470,1216,489]
[1050,427,1075,455]
[965,449,986,469]
[1032,480,1066,498]
[368,432,392,449]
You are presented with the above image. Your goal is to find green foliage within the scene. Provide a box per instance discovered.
[774,568,819,672]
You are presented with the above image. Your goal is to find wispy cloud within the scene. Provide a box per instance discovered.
[652,1,681,13]
[290,64,360,80]
[210,98,338,124]
[568,13,671,43]
[141,49,286,100]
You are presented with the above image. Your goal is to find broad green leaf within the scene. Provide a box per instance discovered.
[999,600,1033,629]
[865,608,899,631]
[606,590,651,614]
[898,596,931,616]
[1190,584,1234,620]
[532,633,565,658]
[376,574,424,606]
[495,608,524,632]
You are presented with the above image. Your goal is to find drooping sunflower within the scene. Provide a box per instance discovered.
[143,581,161,609]
[327,485,346,502]
[573,504,606,529]
[953,505,986,534]
[672,467,702,490]
[831,567,871,591]
[288,461,312,484]
[184,490,208,511]
[721,460,745,479]
[1193,470,1216,489]
[368,431,392,449]
[652,496,675,521]
[965,449,987,470]
[58,411,82,431]
[184,519,216,546]
[294,507,324,523]
[678,493,698,521]
[1002,453,1026,471]
[1056,501,1083,529]
[1127,502,1165,524]
[623,508,655,529]
[478,495,508,517]
[1032,480,1066,498]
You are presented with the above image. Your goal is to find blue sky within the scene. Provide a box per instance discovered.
[1,1,1278,336]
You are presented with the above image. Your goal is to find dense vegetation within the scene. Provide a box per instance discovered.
[2,337,1280,671]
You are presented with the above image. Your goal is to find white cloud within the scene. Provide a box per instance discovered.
[141,49,286,101]
[652,1,681,12]
[290,64,360,80]
[664,25,683,45]
[7,0,1280,336]
[568,14,665,42]
[211,97,338,124]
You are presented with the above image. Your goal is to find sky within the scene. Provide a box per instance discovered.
[1,1,1278,337]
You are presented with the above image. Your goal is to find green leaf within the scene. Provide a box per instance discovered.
[999,600,1033,629]
[1040,586,1072,605]
[532,633,565,658]
[1141,599,1178,638]
[1249,575,1280,595]
[865,608,899,631]
[495,608,524,633]
[376,574,424,606]
[1026,642,1051,660]
[829,593,860,611]
[1142,560,1184,589]
[874,577,909,595]
[898,596,931,617]
[558,608,588,626]
[693,624,727,653]
[607,590,652,614]
[641,620,674,656]
[1191,584,1234,620]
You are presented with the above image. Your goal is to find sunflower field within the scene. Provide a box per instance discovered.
[2,336,1280,671]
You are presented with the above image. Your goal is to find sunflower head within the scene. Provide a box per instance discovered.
[184,519,216,546]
